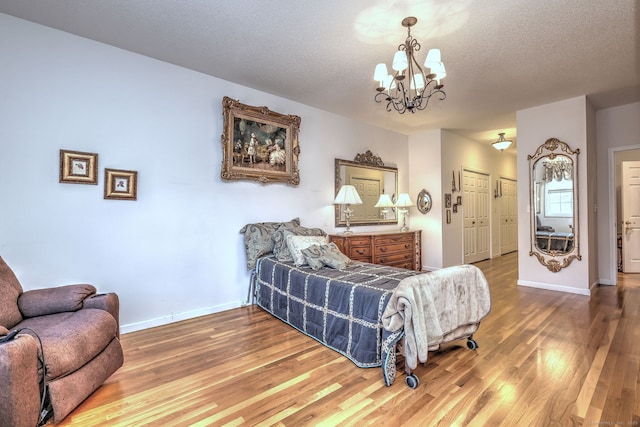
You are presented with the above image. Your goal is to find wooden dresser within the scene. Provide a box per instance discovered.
[329,230,422,271]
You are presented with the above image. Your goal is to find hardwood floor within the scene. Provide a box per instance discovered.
[56,252,640,426]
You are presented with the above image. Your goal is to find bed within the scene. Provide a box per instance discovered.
[242,219,492,388]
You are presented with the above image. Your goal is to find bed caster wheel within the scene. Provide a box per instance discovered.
[467,339,478,350]
[405,373,420,389]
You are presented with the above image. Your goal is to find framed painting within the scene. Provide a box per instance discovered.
[59,149,98,184]
[220,96,301,185]
[104,168,137,200]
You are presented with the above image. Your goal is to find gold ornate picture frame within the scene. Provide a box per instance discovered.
[59,149,98,184]
[221,96,301,185]
[104,168,138,200]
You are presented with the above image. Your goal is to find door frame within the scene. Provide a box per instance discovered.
[608,144,640,285]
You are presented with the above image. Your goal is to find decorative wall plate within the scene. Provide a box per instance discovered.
[417,189,432,214]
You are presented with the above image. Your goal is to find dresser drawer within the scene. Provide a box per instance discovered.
[374,251,414,265]
[348,245,371,259]
[385,260,415,270]
[374,241,414,255]
[346,236,371,246]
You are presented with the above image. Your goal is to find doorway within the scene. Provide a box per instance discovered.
[611,147,640,283]
[621,160,640,272]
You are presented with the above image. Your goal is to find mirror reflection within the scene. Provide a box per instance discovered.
[533,155,574,253]
[528,138,581,272]
[335,153,398,227]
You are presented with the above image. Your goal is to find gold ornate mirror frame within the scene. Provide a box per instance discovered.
[528,138,581,272]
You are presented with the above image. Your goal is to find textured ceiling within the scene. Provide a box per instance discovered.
[1,0,638,152]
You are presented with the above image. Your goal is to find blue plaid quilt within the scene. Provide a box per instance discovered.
[253,257,421,370]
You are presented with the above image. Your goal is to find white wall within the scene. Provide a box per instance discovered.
[0,14,409,332]
[408,129,443,270]
[516,96,595,295]
[595,102,640,284]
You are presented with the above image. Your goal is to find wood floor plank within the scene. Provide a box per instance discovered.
[52,252,640,426]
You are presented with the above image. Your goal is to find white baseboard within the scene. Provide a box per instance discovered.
[517,279,592,296]
[120,301,243,334]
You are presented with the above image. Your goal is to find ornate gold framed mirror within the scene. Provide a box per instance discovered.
[528,138,581,272]
[335,151,398,228]
[417,189,432,214]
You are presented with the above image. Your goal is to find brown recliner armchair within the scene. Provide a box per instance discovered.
[0,257,123,426]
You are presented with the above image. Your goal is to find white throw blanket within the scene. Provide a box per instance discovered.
[382,265,491,370]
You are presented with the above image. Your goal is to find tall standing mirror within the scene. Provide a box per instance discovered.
[335,151,398,227]
[528,138,581,272]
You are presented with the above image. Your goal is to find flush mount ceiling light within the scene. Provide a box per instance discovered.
[374,16,447,114]
[492,133,513,151]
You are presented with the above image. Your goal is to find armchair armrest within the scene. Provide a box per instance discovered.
[0,334,41,427]
[17,284,97,318]
[83,293,121,337]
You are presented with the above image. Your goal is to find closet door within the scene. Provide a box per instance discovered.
[463,170,490,263]
[499,178,518,254]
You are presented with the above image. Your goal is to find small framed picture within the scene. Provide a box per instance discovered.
[445,193,452,208]
[457,196,462,206]
[104,169,138,200]
[446,209,451,224]
[453,204,458,213]
[59,150,98,184]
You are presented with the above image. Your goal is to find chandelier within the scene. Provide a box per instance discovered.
[492,133,513,151]
[374,17,447,114]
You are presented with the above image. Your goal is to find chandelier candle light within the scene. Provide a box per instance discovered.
[374,17,447,114]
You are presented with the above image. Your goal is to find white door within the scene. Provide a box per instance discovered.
[500,178,518,254]
[622,161,640,272]
[463,170,490,264]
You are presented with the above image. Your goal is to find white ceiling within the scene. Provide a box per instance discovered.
[1,0,638,152]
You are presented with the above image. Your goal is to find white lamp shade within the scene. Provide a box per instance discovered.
[410,73,425,91]
[383,74,396,91]
[374,193,394,208]
[374,63,389,82]
[395,193,413,208]
[392,50,408,71]
[424,49,442,68]
[334,185,363,205]
[431,62,446,80]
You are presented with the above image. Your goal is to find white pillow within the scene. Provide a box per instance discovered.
[285,234,329,266]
